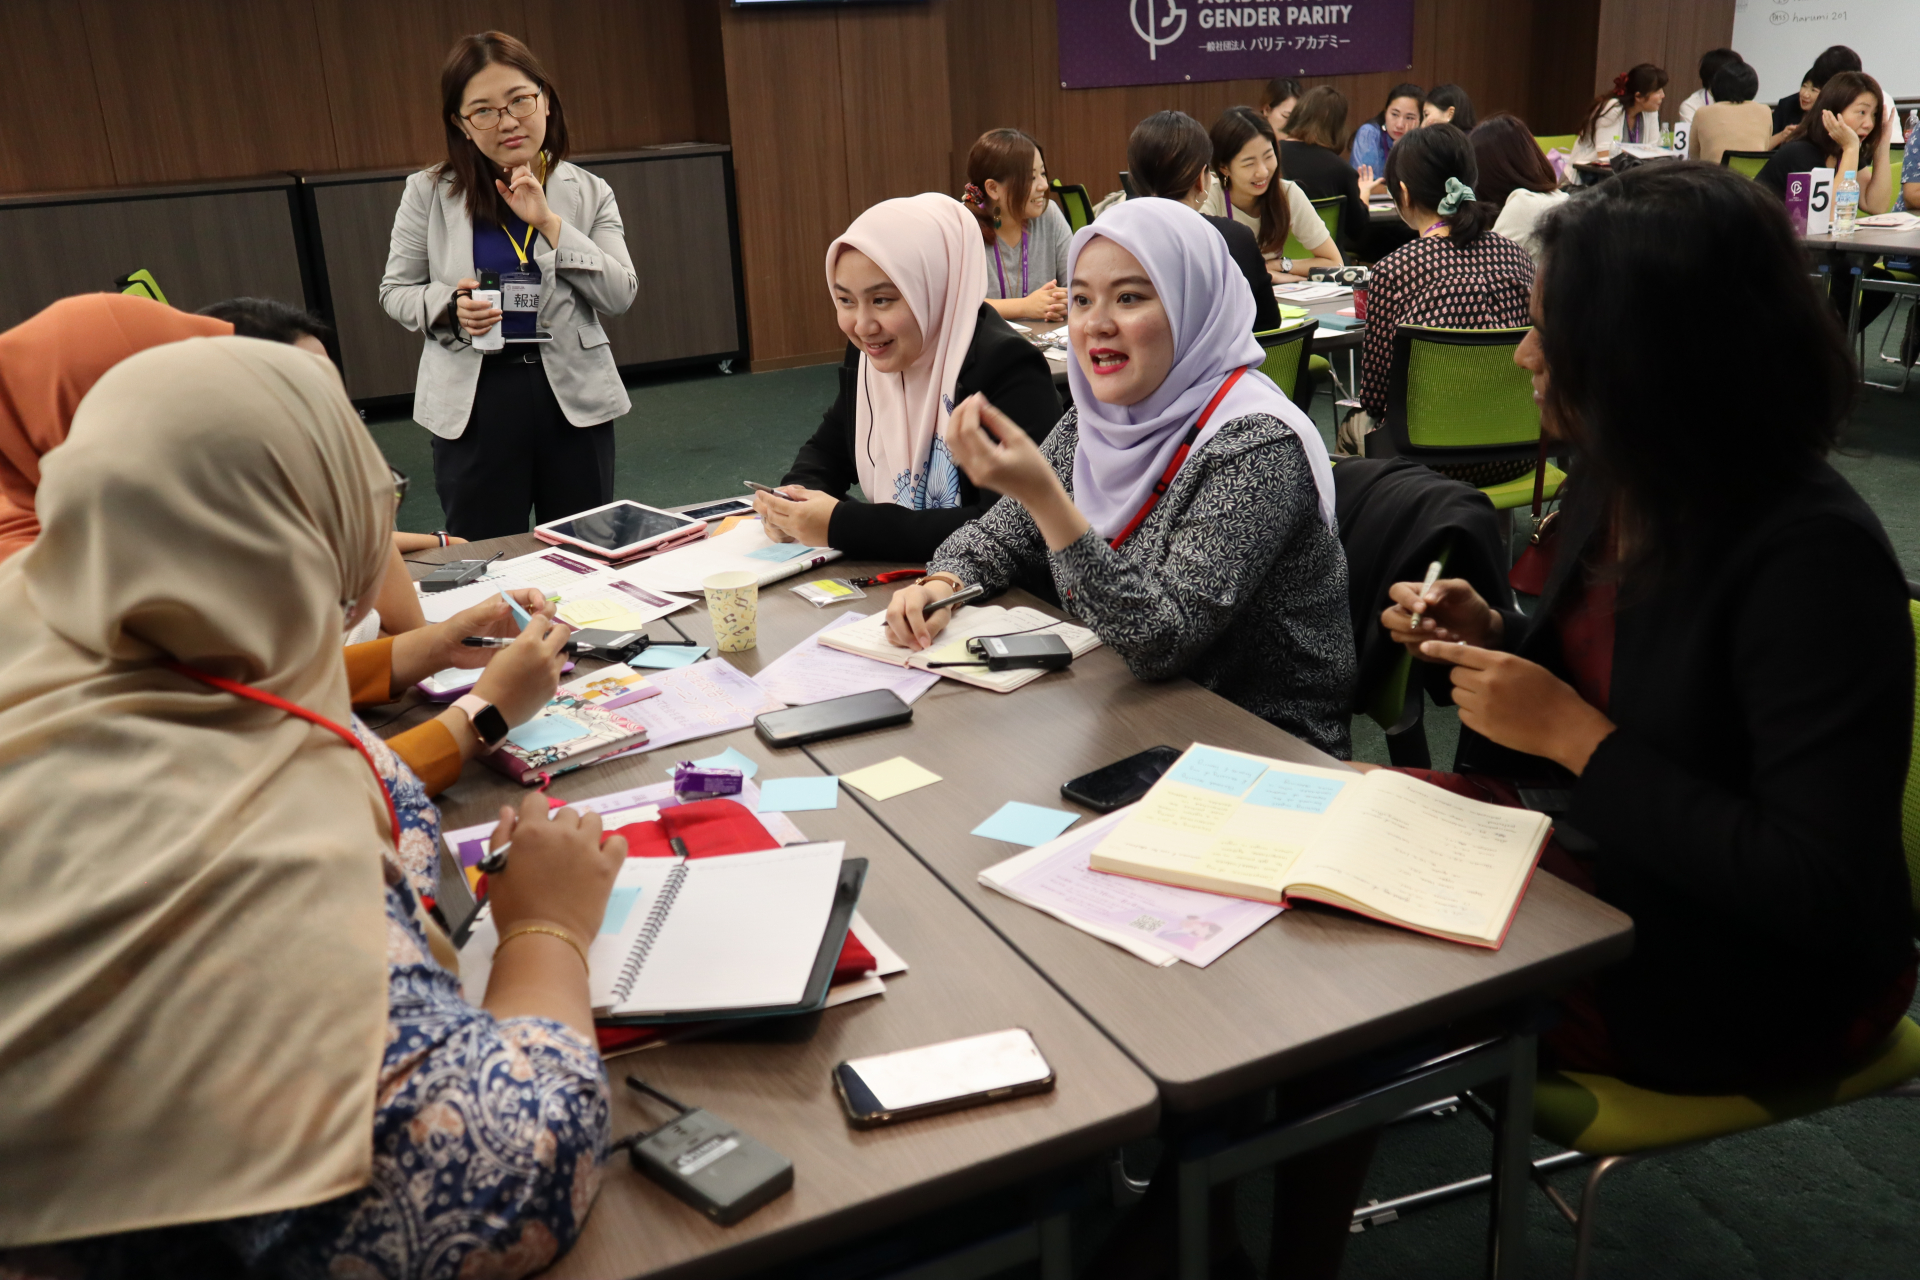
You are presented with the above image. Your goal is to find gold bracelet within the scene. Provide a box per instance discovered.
[497,923,589,973]
[922,571,965,594]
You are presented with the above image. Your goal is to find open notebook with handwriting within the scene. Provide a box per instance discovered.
[1087,745,1550,948]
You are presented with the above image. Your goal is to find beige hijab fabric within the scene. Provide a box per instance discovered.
[0,337,396,1244]
[825,193,985,508]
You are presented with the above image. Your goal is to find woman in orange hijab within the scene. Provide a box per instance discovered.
[0,293,231,561]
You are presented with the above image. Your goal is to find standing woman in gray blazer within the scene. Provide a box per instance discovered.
[381,31,638,539]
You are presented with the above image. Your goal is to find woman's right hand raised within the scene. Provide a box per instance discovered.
[1381,577,1505,660]
[484,794,627,947]
[452,276,502,338]
[471,613,571,725]
[885,579,956,651]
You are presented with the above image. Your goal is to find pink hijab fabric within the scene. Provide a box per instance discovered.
[825,194,985,509]
[1064,198,1335,540]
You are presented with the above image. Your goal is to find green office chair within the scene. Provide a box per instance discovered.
[1283,194,1344,261]
[1252,322,1314,411]
[1720,149,1771,180]
[115,268,167,305]
[1383,325,1566,506]
[1533,134,1577,155]
[1051,180,1095,231]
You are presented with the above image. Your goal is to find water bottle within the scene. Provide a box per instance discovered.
[1660,124,1674,151]
[1834,170,1860,236]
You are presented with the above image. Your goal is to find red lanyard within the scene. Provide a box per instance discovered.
[164,660,401,849]
[1109,366,1249,549]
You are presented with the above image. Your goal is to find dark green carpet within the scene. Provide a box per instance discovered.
[365,324,1920,1278]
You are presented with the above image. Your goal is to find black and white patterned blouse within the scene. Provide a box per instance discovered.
[1358,231,1536,419]
[930,408,1356,759]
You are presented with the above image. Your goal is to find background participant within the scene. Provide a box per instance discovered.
[1379,161,1916,1096]
[1279,87,1369,258]
[1203,107,1342,282]
[887,198,1353,759]
[1758,70,1892,213]
[0,294,228,564]
[1571,63,1669,165]
[1127,110,1281,332]
[1677,46,1741,125]
[1772,44,1861,144]
[381,31,638,541]
[1259,75,1304,137]
[1687,59,1772,166]
[1471,113,1569,263]
[1350,83,1423,198]
[761,194,1059,561]
[1421,83,1476,131]
[1353,124,1534,463]
[0,337,618,1277]
[962,129,1071,324]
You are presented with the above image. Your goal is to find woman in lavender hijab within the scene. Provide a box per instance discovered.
[886,196,1355,758]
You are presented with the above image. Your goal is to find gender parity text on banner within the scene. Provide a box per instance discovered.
[1059,0,1412,89]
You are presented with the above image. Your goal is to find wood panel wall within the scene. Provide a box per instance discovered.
[0,0,727,194]
[1592,0,1738,119]
[720,0,953,369]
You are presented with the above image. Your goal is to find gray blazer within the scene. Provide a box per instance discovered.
[380,161,639,439]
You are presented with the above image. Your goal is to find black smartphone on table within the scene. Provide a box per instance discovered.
[754,689,912,747]
[834,1028,1055,1128]
[1060,745,1181,813]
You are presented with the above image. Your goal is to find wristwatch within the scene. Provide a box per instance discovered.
[1281,256,1295,275]
[452,694,509,750]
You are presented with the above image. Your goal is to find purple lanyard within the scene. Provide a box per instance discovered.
[994,227,1029,300]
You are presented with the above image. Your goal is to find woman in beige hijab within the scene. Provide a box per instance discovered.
[0,337,624,1279]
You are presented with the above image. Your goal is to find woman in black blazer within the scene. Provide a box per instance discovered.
[1382,161,1916,1094]
[760,195,1060,563]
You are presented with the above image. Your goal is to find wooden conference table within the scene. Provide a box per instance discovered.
[393,548,1160,1279]
[400,535,1632,1278]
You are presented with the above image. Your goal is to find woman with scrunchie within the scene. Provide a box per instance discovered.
[1350,123,1535,465]
[960,129,1073,325]
[1571,63,1670,166]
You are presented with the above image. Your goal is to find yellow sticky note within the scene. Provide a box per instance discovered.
[840,756,943,802]
[559,599,621,627]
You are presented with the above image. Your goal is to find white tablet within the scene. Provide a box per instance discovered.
[534,500,705,560]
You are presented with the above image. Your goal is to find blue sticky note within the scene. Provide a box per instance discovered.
[629,645,708,669]
[692,745,760,780]
[1166,746,1269,797]
[745,542,816,562]
[600,884,644,935]
[972,801,1079,847]
[1244,770,1350,814]
[501,590,531,629]
[757,775,841,812]
[506,715,588,751]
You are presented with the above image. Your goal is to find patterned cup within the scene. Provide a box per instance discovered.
[702,570,759,653]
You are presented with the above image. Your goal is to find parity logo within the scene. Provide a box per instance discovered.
[1130,0,1187,60]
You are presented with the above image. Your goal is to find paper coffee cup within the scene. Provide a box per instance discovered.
[702,570,759,653]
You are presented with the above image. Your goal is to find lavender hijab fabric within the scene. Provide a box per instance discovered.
[1064,199,1335,540]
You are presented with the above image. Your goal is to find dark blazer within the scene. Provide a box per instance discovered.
[1280,139,1368,254]
[1455,465,1917,1092]
[1755,137,1828,199]
[782,303,1062,562]
[1204,215,1282,332]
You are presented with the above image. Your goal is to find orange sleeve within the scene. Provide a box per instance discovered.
[387,718,464,798]
[343,638,397,707]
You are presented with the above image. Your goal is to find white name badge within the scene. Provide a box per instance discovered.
[501,269,541,317]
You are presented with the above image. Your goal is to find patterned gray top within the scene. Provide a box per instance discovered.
[931,408,1355,758]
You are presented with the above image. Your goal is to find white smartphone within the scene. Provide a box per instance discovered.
[833,1028,1054,1128]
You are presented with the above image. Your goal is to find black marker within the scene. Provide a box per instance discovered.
[462,635,583,656]
[922,582,986,617]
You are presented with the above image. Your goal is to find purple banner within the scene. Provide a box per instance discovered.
[1056,0,1413,90]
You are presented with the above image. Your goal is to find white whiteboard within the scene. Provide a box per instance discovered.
[1732,0,1920,102]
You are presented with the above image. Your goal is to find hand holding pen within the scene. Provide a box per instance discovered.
[1380,564,1506,662]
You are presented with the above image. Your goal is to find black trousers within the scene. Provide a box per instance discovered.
[432,352,615,540]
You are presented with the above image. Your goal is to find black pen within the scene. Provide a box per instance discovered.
[922,582,986,617]
[462,635,583,656]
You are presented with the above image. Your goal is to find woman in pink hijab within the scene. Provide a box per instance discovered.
[754,192,1061,561]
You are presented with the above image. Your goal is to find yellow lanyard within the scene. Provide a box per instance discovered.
[501,220,536,270]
